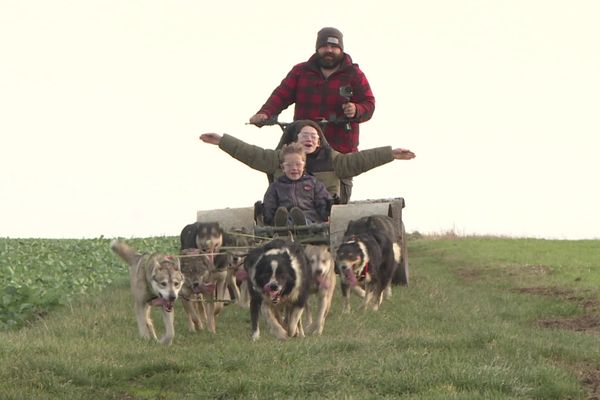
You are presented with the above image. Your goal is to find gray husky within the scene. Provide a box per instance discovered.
[111,240,184,345]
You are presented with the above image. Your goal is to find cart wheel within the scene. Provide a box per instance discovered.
[397,221,409,285]
[388,200,409,286]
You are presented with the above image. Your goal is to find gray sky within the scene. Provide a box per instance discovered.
[2,1,599,239]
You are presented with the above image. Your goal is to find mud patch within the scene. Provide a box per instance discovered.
[516,286,599,311]
[455,268,482,283]
[520,264,553,275]
[517,286,600,336]
[504,264,553,279]
[570,363,600,400]
[455,269,600,335]
[455,264,553,284]
[537,314,600,332]
[583,367,600,400]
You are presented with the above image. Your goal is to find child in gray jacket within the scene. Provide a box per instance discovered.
[263,143,332,226]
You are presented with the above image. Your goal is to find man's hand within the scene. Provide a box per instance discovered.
[392,148,416,160]
[249,113,269,125]
[199,133,223,145]
[342,102,357,118]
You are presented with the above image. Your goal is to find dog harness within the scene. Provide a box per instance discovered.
[358,261,369,282]
[344,237,370,284]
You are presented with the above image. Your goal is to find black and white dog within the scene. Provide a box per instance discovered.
[336,215,401,312]
[244,239,311,341]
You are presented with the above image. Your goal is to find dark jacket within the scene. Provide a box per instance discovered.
[218,124,394,202]
[262,174,332,225]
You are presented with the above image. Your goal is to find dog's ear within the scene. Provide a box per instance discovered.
[207,222,220,232]
[160,256,181,271]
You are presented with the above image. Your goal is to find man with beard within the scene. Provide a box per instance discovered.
[249,27,375,204]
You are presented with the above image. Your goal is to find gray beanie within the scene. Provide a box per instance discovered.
[316,27,344,51]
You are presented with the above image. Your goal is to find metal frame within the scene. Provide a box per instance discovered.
[196,197,409,284]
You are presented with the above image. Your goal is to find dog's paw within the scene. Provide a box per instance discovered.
[384,286,393,300]
[305,323,314,335]
[273,328,289,341]
[159,336,174,345]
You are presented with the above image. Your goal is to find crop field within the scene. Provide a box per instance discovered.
[1,235,599,399]
[0,237,176,330]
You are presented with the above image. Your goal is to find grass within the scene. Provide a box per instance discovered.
[1,236,599,399]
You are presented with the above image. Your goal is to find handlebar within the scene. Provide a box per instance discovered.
[246,116,292,131]
[247,115,357,132]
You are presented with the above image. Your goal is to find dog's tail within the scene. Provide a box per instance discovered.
[110,239,142,267]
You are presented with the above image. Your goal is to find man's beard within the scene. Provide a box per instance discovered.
[317,51,344,69]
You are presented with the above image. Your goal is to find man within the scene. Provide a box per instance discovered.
[249,27,376,203]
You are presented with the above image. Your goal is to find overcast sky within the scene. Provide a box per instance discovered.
[1,1,599,240]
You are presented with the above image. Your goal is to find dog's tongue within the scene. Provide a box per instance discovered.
[199,283,216,295]
[343,268,358,286]
[263,283,274,294]
[262,283,282,303]
[236,269,248,282]
[151,297,174,312]
[315,275,330,290]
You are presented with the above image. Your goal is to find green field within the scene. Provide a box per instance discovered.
[1,236,599,399]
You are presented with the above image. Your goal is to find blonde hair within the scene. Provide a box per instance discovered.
[279,142,306,163]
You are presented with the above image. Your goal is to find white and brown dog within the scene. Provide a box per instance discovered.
[303,244,336,335]
[111,240,184,345]
[244,239,311,341]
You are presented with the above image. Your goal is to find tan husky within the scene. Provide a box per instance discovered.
[179,248,216,333]
[111,240,184,345]
[304,244,336,335]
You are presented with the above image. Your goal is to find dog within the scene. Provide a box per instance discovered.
[179,248,217,333]
[180,222,224,262]
[303,244,336,336]
[336,215,401,312]
[221,227,252,308]
[110,240,184,345]
[180,221,229,314]
[344,215,404,287]
[244,239,311,341]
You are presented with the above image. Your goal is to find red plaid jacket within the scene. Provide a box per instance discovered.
[257,53,375,154]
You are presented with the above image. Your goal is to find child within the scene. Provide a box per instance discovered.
[262,142,332,226]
